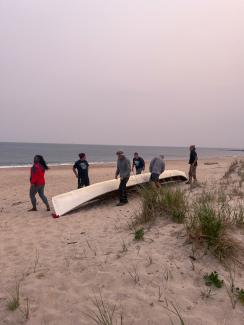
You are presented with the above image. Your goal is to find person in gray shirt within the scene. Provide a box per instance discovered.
[149,155,165,188]
[115,150,131,206]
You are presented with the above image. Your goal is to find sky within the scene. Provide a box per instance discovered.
[0,0,243,148]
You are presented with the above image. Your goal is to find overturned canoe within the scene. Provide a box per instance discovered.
[52,170,187,216]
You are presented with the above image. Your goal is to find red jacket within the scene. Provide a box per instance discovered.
[30,163,45,186]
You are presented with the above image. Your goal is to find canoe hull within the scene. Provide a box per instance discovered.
[52,170,187,216]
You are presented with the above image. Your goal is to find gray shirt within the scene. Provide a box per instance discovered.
[116,156,131,179]
[149,157,165,175]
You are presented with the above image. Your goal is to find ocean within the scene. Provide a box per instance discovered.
[0,142,243,168]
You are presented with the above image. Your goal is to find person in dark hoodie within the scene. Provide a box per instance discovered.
[73,153,90,188]
[186,145,198,184]
[115,150,131,206]
[132,152,145,174]
[28,155,50,211]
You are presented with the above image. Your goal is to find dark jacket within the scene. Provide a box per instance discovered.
[189,149,198,166]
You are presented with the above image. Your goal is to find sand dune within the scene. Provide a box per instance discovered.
[0,157,243,324]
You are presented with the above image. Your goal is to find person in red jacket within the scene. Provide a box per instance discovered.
[28,155,50,211]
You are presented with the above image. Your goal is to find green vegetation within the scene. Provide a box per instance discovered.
[186,195,235,260]
[204,271,223,288]
[7,282,20,311]
[135,160,243,263]
[135,185,162,224]
[235,288,244,304]
[160,186,187,223]
[135,185,187,225]
[134,228,144,241]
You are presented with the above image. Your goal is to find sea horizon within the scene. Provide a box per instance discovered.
[0,142,243,168]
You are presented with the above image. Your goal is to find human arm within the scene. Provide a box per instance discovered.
[193,153,198,166]
[115,161,119,179]
[127,159,131,175]
[190,152,198,166]
[30,167,37,184]
[161,161,165,174]
[115,169,119,179]
[141,158,145,171]
[73,165,78,178]
[30,164,42,185]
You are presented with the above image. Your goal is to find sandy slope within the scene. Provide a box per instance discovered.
[0,157,244,325]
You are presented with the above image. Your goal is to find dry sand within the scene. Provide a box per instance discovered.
[0,157,244,324]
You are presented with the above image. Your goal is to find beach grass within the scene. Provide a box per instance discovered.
[7,282,20,311]
[134,184,187,225]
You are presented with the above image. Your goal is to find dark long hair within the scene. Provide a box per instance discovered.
[33,155,49,170]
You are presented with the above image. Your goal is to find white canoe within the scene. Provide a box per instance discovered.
[52,170,187,216]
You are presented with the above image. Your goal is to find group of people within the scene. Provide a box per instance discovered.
[28,146,198,210]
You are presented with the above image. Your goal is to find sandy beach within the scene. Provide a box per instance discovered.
[0,157,244,325]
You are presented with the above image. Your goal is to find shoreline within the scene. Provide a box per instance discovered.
[0,154,243,170]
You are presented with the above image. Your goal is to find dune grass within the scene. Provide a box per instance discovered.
[85,292,117,325]
[135,163,243,263]
[134,185,187,225]
[161,186,188,223]
[185,191,239,261]
[223,160,239,178]
[7,282,20,311]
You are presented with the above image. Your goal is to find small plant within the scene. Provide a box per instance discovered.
[225,266,238,309]
[235,288,244,304]
[20,297,30,320]
[134,185,161,225]
[146,255,153,266]
[162,299,186,325]
[197,205,223,247]
[204,271,223,288]
[134,228,144,241]
[120,240,128,253]
[33,248,39,273]
[85,291,116,325]
[127,265,140,284]
[160,186,187,223]
[7,282,20,311]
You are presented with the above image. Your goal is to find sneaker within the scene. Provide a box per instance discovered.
[116,202,125,206]
[28,207,37,212]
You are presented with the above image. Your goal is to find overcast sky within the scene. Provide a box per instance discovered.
[0,0,243,148]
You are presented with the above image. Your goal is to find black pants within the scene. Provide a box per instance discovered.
[78,176,90,189]
[119,177,129,203]
[136,168,143,175]
[30,184,49,209]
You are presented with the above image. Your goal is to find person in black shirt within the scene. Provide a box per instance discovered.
[186,145,198,184]
[132,152,145,174]
[73,153,90,188]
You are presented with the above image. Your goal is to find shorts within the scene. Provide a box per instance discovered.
[78,176,90,188]
[150,173,160,182]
